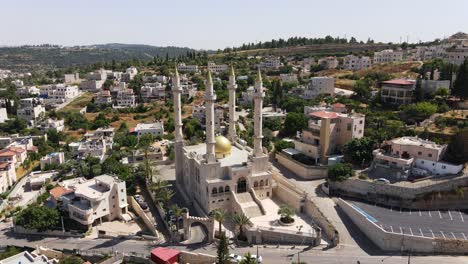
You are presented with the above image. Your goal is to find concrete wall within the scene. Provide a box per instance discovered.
[303,198,338,246]
[330,172,468,209]
[128,196,158,237]
[336,198,468,254]
[179,251,216,264]
[245,226,319,246]
[276,152,327,180]
[13,225,84,238]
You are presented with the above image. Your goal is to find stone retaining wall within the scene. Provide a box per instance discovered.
[276,152,327,180]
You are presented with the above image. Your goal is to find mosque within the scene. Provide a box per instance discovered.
[172,66,272,217]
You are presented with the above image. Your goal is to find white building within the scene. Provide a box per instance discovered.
[141,82,166,101]
[37,118,65,132]
[64,73,80,84]
[54,175,128,226]
[40,152,65,170]
[446,47,468,66]
[318,57,339,69]
[373,49,404,64]
[80,79,105,92]
[303,77,335,99]
[279,73,298,83]
[207,62,229,73]
[177,63,199,73]
[11,79,24,88]
[16,86,40,97]
[0,107,7,123]
[343,55,372,70]
[115,88,136,108]
[94,90,112,105]
[41,84,80,104]
[122,66,138,82]
[0,250,58,264]
[134,121,164,137]
[17,98,45,126]
[0,162,16,193]
[258,56,282,69]
[241,86,255,105]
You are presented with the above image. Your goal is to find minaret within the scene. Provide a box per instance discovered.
[172,68,184,185]
[204,71,217,163]
[253,69,265,157]
[227,66,238,142]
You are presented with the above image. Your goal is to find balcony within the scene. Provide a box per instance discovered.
[69,202,93,216]
[373,149,414,166]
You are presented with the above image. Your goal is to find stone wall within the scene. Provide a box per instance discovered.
[13,225,84,238]
[128,196,158,237]
[330,173,468,209]
[276,152,327,180]
[303,198,339,246]
[337,198,468,254]
[245,225,319,245]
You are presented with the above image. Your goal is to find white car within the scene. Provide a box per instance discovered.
[250,255,263,263]
[229,254,243,263]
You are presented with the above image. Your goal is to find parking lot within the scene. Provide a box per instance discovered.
[349,200,468,240]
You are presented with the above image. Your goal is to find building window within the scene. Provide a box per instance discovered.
[347,124,352,131]
[421,161,425,164]
[225,186,230,192]
[212,187,217,194]
[418,152,422,155]
[428,154,432,158]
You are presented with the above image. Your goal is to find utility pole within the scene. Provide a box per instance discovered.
[256,244,259,263]
[297,251,300,264]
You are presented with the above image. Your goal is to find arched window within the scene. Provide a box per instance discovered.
[265,179,269,186]
[254,181,259,188]
[212,187,217,194]
[218,186,224,193]
[260,180,264,187]
[225,186,230,192]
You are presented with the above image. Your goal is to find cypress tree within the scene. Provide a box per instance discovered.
[453,59,468,99]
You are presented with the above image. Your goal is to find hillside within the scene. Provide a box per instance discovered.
[0,44,197,71]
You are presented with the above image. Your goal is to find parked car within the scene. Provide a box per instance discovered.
[250,255,263,263]
[228,254,243,263]
[375,178,390,184]
[139,202,148,210]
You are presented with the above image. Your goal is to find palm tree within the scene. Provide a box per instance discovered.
[233,213,250,240]
[149,178,171,193]
[211,209,227,236]
[278,204,295,224]
[171,204,184,230]
[240,252,257,264]
[155,188,174,207]
[216,233,230,264]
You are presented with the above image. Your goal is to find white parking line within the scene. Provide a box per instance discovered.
[441,231,446,239]
[409,227,413,236]
[449,211,453,221]
[419,210,422,216]
[459,211,464,222]
[451,232,456,239]
[390,226,394,233]
[390,207,392,211]
[400,227,403,234]
[419,228,423,237]
[438,211,442,219]
[409,209,412,215]
[429,229,434,238]
[462,233,467,240]
[429,211,432,217]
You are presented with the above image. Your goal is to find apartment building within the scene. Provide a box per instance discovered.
[372,137,463,177]
[40,152,65,170]
[0,162,16,193]
[303,77,335,99]
[207,62,228,73]
[279,73,298,83]
[177,63,199,73]
[94,90,112,105]
[192,104,225,134]
[134,121,164,137]
[142,75,168,83]
[37,118,65,132]
[343,55,372,70]
[64,73,80,84]
[318,57,339,69]
[16,86,40,97]
[141,82,166,101]
[373,49,404,64]
[41,84,80,104]
[17,98,45,126]
[295,105,365,164]
[380,79,415,105]
[240,86,255,105]
[79,79,105,92]
[53,175,128,227]
[115,88,136,108]
[421,80,451,95]
[446,47,468,65]
[122,66,138,82]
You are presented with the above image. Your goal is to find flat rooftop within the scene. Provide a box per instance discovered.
[184,143,250,167]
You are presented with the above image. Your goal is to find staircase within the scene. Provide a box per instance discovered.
[236,192,264,218]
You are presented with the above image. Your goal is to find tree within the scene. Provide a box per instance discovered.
[328,163,354,182]
[263,117,282,131]
[212,208,227,236]
[343,137,375,166]
[401,102,438,123]
[353,79,372,101]
[274,140,295,153]
[282,112,308,136]
[233,213,250,240]
[60,256,84,264]
[240,253,257,264]
[155,188,174,207]
[15,206,60,232]
[277,204,295,224]
[170,204,184,230]
[453,59,468,99]
[216,233,230,264]
[444,128,468,164]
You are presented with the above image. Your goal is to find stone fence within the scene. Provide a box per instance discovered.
[275,152,327,180]
[13,225,84,238]
[245,225,320,246]
[337,198,468,254]
[127,196,158,237]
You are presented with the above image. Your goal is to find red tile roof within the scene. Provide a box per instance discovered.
[382,79,415,86]
[0,162,10,169]
[49,186,73,200]
[310,111,338,119]
[0,150,16,157]
[150,247,180,264]
[332,103,346,108]
[8,146,26,153]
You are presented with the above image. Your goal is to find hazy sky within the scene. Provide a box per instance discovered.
[1,0,467,50]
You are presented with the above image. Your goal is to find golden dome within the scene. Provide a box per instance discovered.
[215,135,232,158]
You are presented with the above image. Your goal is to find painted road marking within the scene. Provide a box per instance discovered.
[351,204,378,223]
[390,226,394,233]
[409,227,413,236]
[451,232,456,239]
[438,211,442,219]
[441,231,446,239]
[400,227,403,235]
[462,233,467,240]
[419,228,423,237]
[429,229,434,238]
[449,211,453,221]
[459,211,464,222]
[419,210,422,216]
[429,211,432,217]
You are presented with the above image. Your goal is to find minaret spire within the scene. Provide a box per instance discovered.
[253,69,265,157]
[204,71,217,163]
[227,65,238,142]
[172,67,184,185]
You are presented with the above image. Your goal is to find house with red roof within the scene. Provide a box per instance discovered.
[380,79,416,105]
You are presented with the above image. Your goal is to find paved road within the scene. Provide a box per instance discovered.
[350,200,468,240]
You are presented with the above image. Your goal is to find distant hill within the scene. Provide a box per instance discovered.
[0,43,198,71]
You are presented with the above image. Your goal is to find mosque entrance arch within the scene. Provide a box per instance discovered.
[237,177,247,193]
